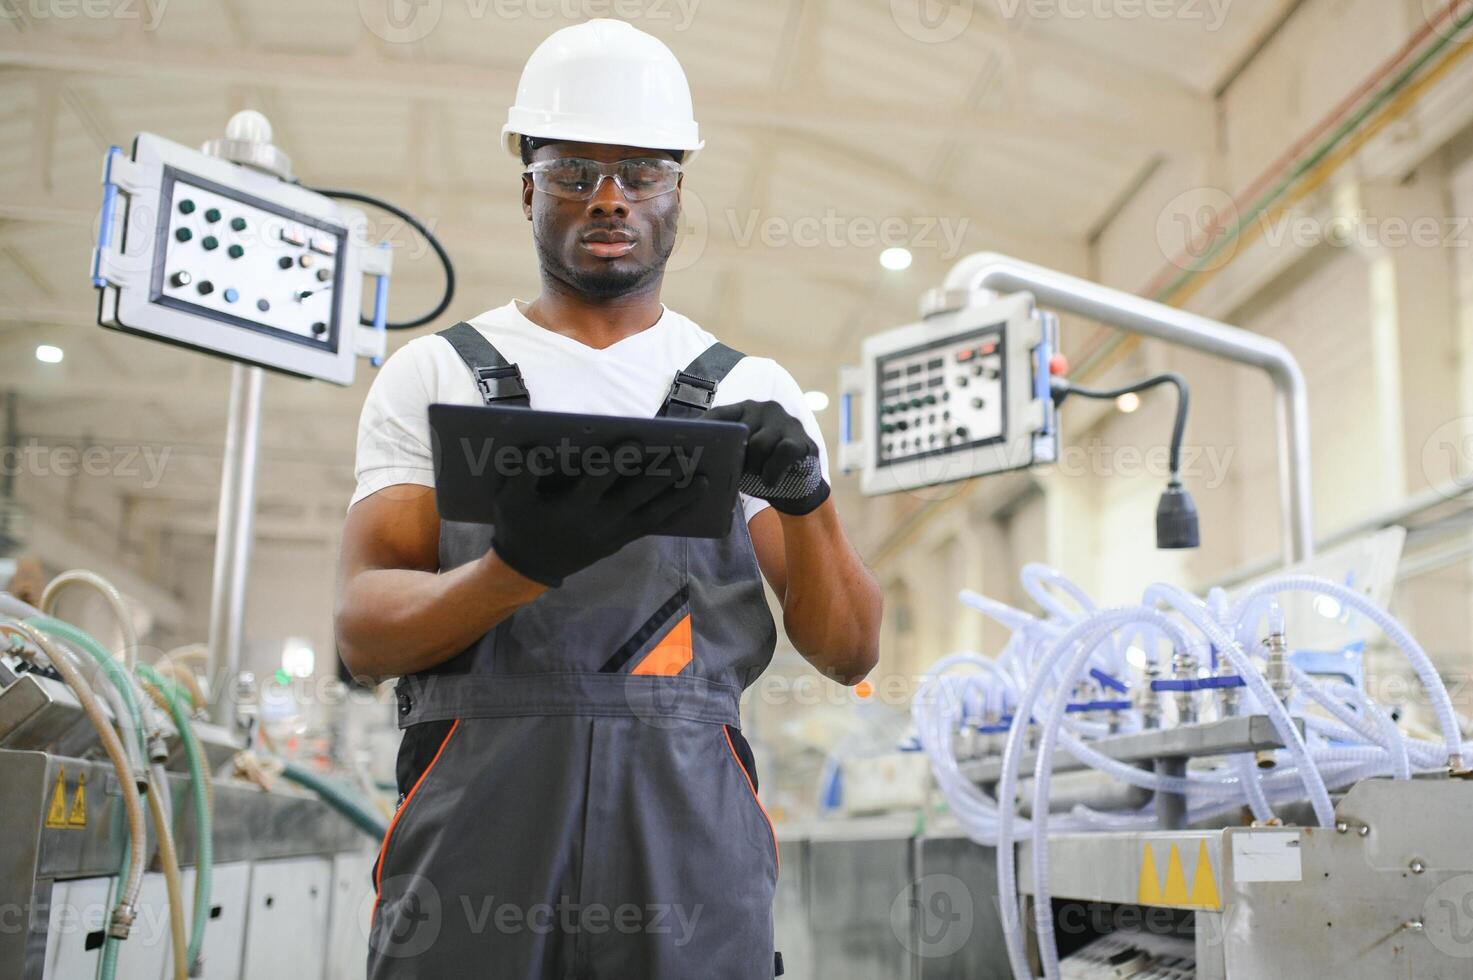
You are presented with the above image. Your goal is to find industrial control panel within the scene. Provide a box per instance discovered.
[92,132,392,385]
[840,291,1058,495]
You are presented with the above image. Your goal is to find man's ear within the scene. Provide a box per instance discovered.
[522,175,534,220]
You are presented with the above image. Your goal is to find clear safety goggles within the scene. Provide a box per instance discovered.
[525,157,683,202]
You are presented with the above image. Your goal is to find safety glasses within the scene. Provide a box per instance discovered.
[525,157,683,202]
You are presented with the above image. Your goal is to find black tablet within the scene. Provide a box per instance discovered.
[428,403,749,539]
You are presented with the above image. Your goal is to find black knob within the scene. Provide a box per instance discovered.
[196,280,214,296]
[170,271,192,288]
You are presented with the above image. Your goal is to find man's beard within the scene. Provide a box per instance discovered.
[534,210,680,301]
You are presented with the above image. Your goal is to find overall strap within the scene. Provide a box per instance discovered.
[437,322,531,407]
[658,342,746,419]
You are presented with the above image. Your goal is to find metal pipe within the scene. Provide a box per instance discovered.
[206,363,263,726]
[940,252,1315,563]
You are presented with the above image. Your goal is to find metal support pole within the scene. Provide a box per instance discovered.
[206,363,263,725]
[939,252,1315,564]
[1155,756,1188,830]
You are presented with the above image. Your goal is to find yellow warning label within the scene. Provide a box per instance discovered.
[45,765,69,828]
[1137,840,1222,910]
[67,772,87,828]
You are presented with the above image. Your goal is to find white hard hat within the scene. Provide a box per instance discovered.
[502,19,703,164]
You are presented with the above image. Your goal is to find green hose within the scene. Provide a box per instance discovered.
[26,615,145,980]
[279,761,389,840]
[137,663,213,974]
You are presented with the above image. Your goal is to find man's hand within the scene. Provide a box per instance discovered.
[702,399,830,516]
[490,442,707,587]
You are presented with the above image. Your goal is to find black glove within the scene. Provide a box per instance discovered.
[488,442,707,587]
[701,400,830,516]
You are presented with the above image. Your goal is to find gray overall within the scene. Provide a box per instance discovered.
[367,323,783,979]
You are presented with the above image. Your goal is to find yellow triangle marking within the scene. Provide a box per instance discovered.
[1189,840,1221,909]
[45,765,69,828]
[1162,844,1191,904]
[67,772,87,828]
[1137,843,1163,904]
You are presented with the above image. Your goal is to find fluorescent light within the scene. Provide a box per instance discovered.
[1116,392,1140,413]
[35,345,64,364]
[1313,595,1342,619]
[804,390,830,412]
[281,637,316,678]
[879,247,912,271]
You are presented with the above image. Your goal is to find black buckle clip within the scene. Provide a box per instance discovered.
[475,364,529,405]
[665,371,716,413]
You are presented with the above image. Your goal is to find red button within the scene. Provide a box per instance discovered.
[956,348,975,362]
[981,342,997,355]
[1049,353,1070,377]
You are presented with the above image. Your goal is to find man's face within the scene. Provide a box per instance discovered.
[522,141,683,300]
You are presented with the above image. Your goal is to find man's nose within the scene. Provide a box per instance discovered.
[585,174,630,218]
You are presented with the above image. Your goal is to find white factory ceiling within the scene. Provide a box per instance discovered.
[0,0,1300,600]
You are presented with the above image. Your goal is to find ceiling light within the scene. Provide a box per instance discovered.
[35,345,64,364]
[1116,392,1140,413]
[879,247,912,271]
[804,390,830,412]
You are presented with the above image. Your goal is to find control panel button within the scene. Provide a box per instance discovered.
[170,271,191,287]
[223,288,239,303]
[230,217,248,232]
[197,280,214,296]
[178,199,196,215]
[310,237,337,256]
[277,256,294,270]
[204,207,222,223]
[227,244,245,259]
[279,227,305,246]
[257,299,271,312]
[316,267,332,282]
[174,227,192,242]
[201,235,219,251]
[311,322,328,336]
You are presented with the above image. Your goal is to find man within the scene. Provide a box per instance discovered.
[336,19,881,979]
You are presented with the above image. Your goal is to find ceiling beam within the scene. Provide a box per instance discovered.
[0,32,1212,153]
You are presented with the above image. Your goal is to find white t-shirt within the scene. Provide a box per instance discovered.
[351,300,829,523]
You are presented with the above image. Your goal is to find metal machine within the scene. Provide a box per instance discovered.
[91,120,393,384]
[0,112,430,978]
[837,291,1060,495]
[790,254,1473,978]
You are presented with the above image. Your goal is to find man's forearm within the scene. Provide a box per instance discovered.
[335,552,547,681]
[776,499,882,684]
